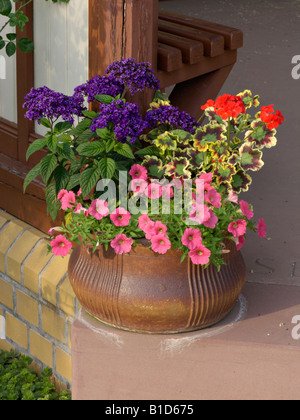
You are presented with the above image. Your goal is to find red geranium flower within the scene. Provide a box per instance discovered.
[260,105,284,130]
[214,94,246,119]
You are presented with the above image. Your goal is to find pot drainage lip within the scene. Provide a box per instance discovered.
[160,294,248,354]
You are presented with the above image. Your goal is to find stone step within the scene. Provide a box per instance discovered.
[71,282,300,400]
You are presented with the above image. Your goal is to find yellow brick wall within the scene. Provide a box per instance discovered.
[0,210,77,389]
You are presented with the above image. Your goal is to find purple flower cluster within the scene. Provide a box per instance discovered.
[74,75,124,103]
[144,105,198,133]
[105,58,160,95]
[90,99,145,144]
[23,86,86,124]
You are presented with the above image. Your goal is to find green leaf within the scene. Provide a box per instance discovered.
[94,94,115,104]
[53,165,69,193]
[114,142,135,159]
[98,157,116,179]
[39,118,51,128]
[47,134,58,152]
[105,137,116,153]
[67,173,81,190]
[135,145,160,157]
[26,138,48,160]
[81,110,98,119]
[40,154,57,185]
[0,0,12,16]
[80,166,102,198]
[54,121,72,134]
[69,118,92,136]
[76,128,95,144]
[23,163,41,192]
[17,37,34,53]
[6,33,16,41]
[45,183,60,221]
[77,141,105,157]
[5,41,16,57]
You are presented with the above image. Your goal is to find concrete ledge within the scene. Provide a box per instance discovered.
[0,209,77,387]
[71,283,300,400]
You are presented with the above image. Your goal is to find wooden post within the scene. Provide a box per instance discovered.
[89,0,159,113]
[16,1,34,164]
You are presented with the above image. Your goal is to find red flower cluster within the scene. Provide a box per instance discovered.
[201,94,246,120]
[260,105,284,130]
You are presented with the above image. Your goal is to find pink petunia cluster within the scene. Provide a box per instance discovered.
[181,228,211,265]
[138,214,171,254]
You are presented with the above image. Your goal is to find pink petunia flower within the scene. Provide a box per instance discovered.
[111,234,133,255]
[129,164,148,181]
[50,235,72,257]
[181,228,202,250]
[257,218,267,238]
[145,182,162,199]
[162,184,174,199]
[151,233,171,254]
[228,219,247,237]
[189,203,210,225]
[203,209,218,229]
[48,226,63,236]
[240,200,254,220]
[57,189,68,200]
[73,203,89,216]
[58,190,76,210]
[138,214,152,231]
[110,207,131,227]
[226,190,239,203]
[130,178,148,196]
[89,199,109,220]
[196,173,213,191]
[147,221,168,239]
[234,235,246,251]
[205,188,222,208]
[188,244,211,265]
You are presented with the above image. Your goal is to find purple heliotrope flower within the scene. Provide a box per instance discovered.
[23,86,86,124]
[90,99,146,143]
[144,105,198,133]
[105,58,160,95]
[74,75,124,103]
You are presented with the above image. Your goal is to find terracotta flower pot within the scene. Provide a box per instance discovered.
[68,240,246,334]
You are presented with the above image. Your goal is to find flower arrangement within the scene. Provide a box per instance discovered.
[23,58,284,270]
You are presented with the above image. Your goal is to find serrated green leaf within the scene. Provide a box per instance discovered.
[77,141,105,157]
[54,121,72,134]
[135,145,160,157]
[40,154,57,185]
[67,173,81,190]
[23,163,41,192]
[53,165,69,193]
[26,138,48,160]
[98,157,116,179]
[114,143,135,159]
[45,183,60,221]
[76,128,95,144]
[80,166,102,198]
[69,118,92,136]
